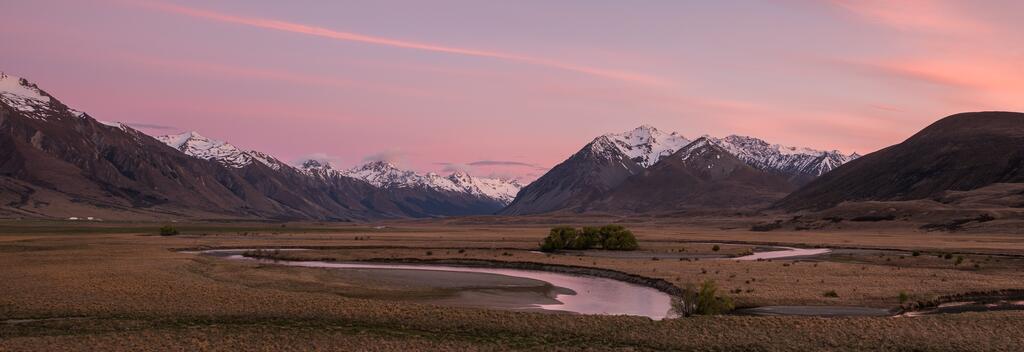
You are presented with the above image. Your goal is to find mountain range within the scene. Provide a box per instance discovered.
[4,71,1020,221]
[501,125,859,215]
[0,73,518,220]
[154,131,521,205]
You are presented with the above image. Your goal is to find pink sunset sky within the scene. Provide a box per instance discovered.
[3,0,1022,180]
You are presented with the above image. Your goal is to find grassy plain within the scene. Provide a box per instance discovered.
[1,218,1023,351]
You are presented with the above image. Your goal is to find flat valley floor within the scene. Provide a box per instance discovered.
[2,218,1023,351]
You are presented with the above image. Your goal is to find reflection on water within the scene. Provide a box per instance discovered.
[733,247,832,261]
[209,251,674,320]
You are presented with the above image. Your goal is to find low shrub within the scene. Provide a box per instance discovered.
[673,280,735,317]
[850,214,896,222]
[823,290,839,298]
[159,225,179,236]
[750,222,782,232]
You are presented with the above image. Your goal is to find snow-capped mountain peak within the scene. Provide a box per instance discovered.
[155,131,290,171]
[156,131,254,168]
[597,125,692,168]
[340,161,523,204]
[342,161,422,188]
[0,73,73,119]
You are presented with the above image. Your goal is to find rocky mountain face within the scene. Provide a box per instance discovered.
[0,73,513,220]
[340,161,521,204]
[777,112,1024,211]
[711,135,859,186]
[587,137,796,213]
[500,132,647,215]
[502,125,857,215]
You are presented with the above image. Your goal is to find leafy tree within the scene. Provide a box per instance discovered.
[540,226,577,252]
[581,227,602,248]
[599,225,638,251]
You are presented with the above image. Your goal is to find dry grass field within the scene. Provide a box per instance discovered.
[2,219,1024,351]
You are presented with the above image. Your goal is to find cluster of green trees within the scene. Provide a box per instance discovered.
[539,225,638,252]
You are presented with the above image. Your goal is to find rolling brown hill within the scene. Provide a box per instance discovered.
[777,112,1024,211]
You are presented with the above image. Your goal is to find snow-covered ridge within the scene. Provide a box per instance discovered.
[155,131,287,170]
[591,125,857,177]
[712,135,858,176]
[336,161,522,204]
[152,130,521,204]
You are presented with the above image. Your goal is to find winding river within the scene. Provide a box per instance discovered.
[197,250,675,320]
[191,247,1024,319]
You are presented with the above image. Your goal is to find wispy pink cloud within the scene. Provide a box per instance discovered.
[129,0,667,87]
[828,0,992,35]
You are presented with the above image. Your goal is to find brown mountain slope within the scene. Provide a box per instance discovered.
[0,100,379,220]
[777,111,1024,211]
[0,74,515,220]
[500,136,644,215]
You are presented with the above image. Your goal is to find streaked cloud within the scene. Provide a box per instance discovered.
[133,0,666,86]
[124,122,176,131]
[294,152,342,167]
[468,160,547,170]
[362,150,408,165]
